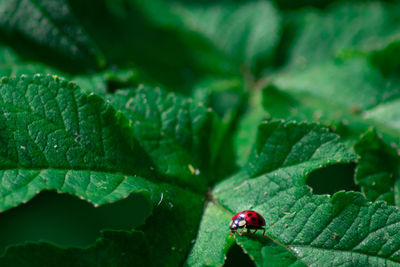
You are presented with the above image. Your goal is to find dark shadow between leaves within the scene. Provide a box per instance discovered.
[0,191,152,254]
[224,243,256,267]
[306,163,359,195]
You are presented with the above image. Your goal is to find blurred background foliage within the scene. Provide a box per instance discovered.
[1,0,400,265]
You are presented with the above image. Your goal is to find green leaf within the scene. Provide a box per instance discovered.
[206,121,400,266]
[105,87,214,189]
[265,58,400,145]
[0,75,162,212]
[0,75,215,266]
[286,2,400,68]
[72,69,142,95]
[193,78,246,180]
[258,245,306,267]
[186,202,234,267]
[187,121,355,266]
[0,0,105,70]
[137,184,204,267]
[235,90,268,167]
[0,230,153,267]
[354,128,400,206]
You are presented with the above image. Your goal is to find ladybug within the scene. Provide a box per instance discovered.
[229,210,266,236]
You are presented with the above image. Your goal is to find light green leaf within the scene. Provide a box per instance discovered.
[174,1,281,73]
[355,128,400,206]
[0,0,105,69]
[287,2,400,68]
[234,90,268,167]
[258,245,306,267]
[186,202,234,267]
[265,58,400,145]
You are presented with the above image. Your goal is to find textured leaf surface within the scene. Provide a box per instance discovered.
[0,75,215,266]
[0,0,104,69]
[196,121,400,266]
[266,58,400,145]
[106,87,214,190]
[355,128,400,206]
[0,75,161,211]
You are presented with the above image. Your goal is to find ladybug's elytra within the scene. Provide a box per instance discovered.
[229,210,266,236]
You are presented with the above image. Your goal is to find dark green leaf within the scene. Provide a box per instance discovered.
[0,75,162,212]
[106,86,214,189]
[0,0,105,71]
[0,230,153,267]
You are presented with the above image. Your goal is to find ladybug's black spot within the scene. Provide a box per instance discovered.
[251,217,256,221]
[248,213,253,217]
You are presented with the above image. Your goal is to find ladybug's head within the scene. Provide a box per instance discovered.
[229,218,246,231]
[229,219,239,230]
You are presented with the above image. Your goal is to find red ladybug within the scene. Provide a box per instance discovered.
[229,210,266,236]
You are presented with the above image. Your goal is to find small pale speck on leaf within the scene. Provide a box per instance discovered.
[188,164,195,175]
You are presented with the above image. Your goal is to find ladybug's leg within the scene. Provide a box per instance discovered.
[229,230,237,237]
[239,226,246,235]
[246,228,251,234]
[253,229,258,234]
[262,228,266,236]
